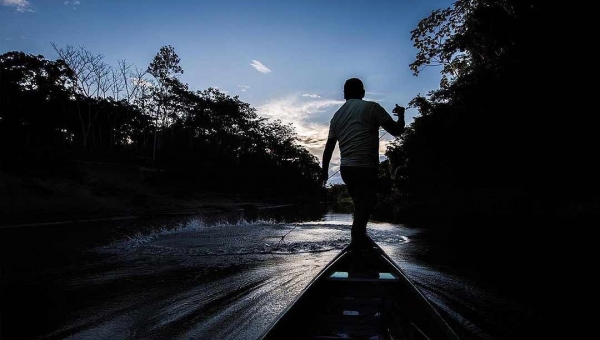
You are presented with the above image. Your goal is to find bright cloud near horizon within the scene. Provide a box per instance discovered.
[257,94,342,183]
[1,0,454,184]
[257,94,344,154]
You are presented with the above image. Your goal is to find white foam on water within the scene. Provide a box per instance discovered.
[41,213,517,340]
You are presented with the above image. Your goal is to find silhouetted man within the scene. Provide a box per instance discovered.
[321,78,405,250]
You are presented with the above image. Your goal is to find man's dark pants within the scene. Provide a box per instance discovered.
[340,166,378,249]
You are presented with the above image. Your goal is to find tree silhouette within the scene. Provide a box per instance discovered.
[383,0,591,220]
[0,46,324,201]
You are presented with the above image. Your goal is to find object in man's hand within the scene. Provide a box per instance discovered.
[392,104,405,116]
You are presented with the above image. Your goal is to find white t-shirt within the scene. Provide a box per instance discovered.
[328,99,395,168]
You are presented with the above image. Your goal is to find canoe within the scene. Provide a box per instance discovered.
[259,235,461,340]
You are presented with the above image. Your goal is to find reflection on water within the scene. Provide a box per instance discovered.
[1,207,546,340]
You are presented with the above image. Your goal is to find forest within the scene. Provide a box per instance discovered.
[1,0,595,225]
[0,44,324,209]
[374,0,596,223]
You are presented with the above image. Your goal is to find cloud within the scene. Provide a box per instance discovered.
[257,95,342,151]
[250,60,271,74]
[302,93,321,99]
[64,0,80,5]
[237,85,251,92]
[257,94,345,183]
[2,0,33,12]
[133,77,153,88]
[211,86,228,94]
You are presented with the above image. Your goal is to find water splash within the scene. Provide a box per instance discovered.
[39,215,511,340]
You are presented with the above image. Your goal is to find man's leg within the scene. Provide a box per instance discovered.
[341,167,378,249]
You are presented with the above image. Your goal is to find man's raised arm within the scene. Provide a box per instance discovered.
[380,104,406,137]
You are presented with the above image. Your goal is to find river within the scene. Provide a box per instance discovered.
[0,206,554,340]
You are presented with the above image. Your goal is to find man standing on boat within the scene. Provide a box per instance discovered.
[321,78,405,250]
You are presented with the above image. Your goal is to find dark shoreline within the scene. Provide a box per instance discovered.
[0,203,299,229]
[0,162,323,228]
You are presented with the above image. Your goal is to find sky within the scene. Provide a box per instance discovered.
[1,0,454,184]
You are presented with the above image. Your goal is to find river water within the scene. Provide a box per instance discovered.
[0,206,554,340]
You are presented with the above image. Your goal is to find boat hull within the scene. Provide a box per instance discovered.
[259,236,460,340]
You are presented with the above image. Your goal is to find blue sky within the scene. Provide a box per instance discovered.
[1,0,454,184]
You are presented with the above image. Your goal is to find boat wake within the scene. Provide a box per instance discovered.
[101,218,352,257]
[38,216,522,340]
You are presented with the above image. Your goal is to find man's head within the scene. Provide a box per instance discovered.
[344,78,365,100]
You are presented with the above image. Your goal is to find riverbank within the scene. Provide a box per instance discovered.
[0,162,304,228]
[4,161,597,229]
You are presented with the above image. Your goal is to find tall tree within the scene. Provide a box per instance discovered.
[52,43,113,149]
[0,52,73,167]
[146,45,186,165]
[384,0,580,217]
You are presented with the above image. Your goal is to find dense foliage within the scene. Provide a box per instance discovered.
[0,46,324,200]
[383,0,594,219]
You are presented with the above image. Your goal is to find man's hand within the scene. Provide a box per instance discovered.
[392,104,405,119]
